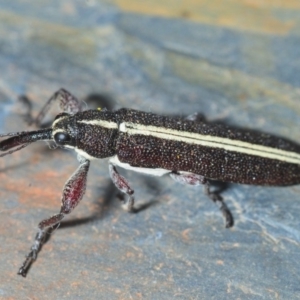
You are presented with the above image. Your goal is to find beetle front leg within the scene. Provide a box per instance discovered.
[109,163,135,212]
[29,89,83,126]
[170,172,234,228]
[18,155,90,277]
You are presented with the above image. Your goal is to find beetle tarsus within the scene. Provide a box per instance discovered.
[203,182,234,228]
[18,248,39,277]
[18,228,48,277]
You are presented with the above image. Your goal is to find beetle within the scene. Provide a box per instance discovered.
[1,89,300,277]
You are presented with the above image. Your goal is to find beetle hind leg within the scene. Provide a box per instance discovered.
[170,171,234,228]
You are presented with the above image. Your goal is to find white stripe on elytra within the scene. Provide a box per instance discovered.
[78,119,118,129]
[109,155,170,176]
[119,122,300,165]
[53,118,118,130]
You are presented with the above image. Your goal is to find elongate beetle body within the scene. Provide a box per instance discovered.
[1,89,300,277]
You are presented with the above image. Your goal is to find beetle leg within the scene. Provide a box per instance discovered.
[109,163,135,212]
[30,88,83,126]
[18,155,90,277]
[170,171,234,228]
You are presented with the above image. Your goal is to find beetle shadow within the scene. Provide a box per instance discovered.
[0,161,30,173]
[59,175,163,229]
[57,174,230,230]
[135,176,162,212]
[83,93,115,111]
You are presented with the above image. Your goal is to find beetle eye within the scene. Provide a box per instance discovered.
[54,132,71,145]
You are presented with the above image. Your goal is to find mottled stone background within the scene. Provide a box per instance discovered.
[0,1,300,299]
